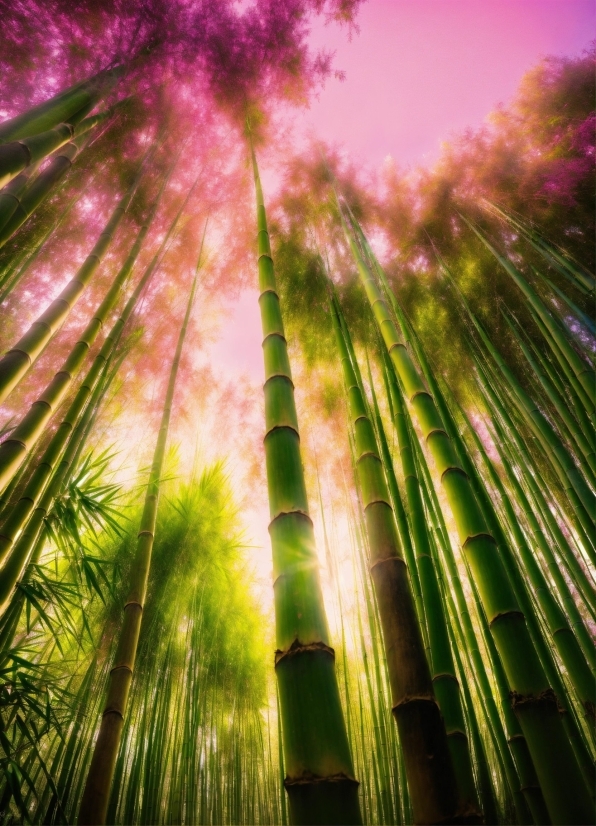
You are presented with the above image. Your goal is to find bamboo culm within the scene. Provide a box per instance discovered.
[340,202,594,824]
[251,145,361,826]
[78,230,204,826]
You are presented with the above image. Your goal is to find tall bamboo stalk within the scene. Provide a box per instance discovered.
[78,231,204,826]
[0,142,153,408]
[251,145,360,825]
[0,186,190,618]
[329,287,463,824]
[339,202,594,824]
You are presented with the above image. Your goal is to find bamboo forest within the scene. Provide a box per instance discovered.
[0,1,594,824]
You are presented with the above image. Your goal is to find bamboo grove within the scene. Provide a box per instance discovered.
[0,10,594,826]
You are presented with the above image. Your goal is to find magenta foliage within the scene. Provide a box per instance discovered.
[0,0,363,124]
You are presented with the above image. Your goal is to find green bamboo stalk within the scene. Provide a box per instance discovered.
[461,215,595,411]
[0,198,157,503]
[472,349,596,600]
[0,195,190,619]
[482,200,595,294]
[374,342,480,821]
[453,282,596,550]
[470,358,596,787]
[0,114,111,249]
[0,65,124,143]
[529,306,595,428]
[541,272,596,338]
[0,159,44,234]
[416,427,540,825]
[78,235,203,826]
[0,176,92,305]
[340,202,594,824]
[463,404,596,721]
[251,145,360,825]
[502,309,596,480]
[0,142,153,409]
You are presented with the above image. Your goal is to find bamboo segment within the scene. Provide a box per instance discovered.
[451,280,596,547]
[0,120,105,249]
[329,291,463,824]
[78,229,203,826]
[542,272,596,337]
[0,143,151,409]
[0,66,122,143]
[463,406,596,721]
[379,345,481,822]
[0,185,190,618]
[340,204,594,825]
[251,146,361,826]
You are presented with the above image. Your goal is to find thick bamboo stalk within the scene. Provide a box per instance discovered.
[78,232,203,826]
[0,188,190,617]
[251,147,360,826]
[329,291,463,824]
[0,142,152,408]
[340,204,594,824]
[0,159,44,234]
[0,66,121,143]
[417,425,542,825]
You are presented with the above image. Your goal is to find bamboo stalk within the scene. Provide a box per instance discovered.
[251,144,361,826]
[340,203,594,824]
[0,141,154,409]
[78,228,204,826]
[0,191,191,619]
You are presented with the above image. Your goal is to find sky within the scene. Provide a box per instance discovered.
[205,0,594,608]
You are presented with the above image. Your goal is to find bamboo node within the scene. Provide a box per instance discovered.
[440,466,469,483]
[263,423,300,442]
[388,342,407,355]
[268,510,313,531]
[509,686,561,713]
[263,373,294,390]
[489,609,524,628]
[369,555,406,571]
[392,694,437,711]
[462,531,497,548]
[432,672,460,687]
[283,771,359,789]
[262,331,287,346]
[410,389,434,403]
[257,253,273,263]
[258,288,279,300]
[364,498,394,513]
[275,639,335,666]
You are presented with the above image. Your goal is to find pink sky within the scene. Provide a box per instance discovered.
[213,0,594,379]
[208,0,593,605]
[302,0,594,168]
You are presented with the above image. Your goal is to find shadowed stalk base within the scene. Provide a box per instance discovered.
[78,711,124,825]
[370,555,460,825]
[285,776,361,826]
